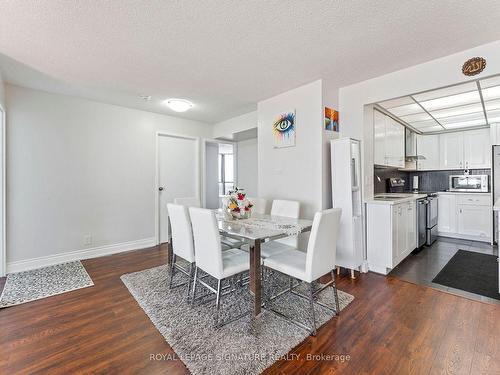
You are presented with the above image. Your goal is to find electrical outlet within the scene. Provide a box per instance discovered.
[83,234,92,246]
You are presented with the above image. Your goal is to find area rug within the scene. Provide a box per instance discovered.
[432,249,500,300]
[0,260,94,308]
[121,263,354,375]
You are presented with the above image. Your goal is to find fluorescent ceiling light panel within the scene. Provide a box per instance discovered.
[430,103,484,119]
[439,112,485,125]
[400,112,432,122]
[419,91,480,111]
[410,119,441,128]
[419,125,445,133]
[387,103,423,117]
[480,75,500,89]
[481,85,500,101]
[378,96,414,109]
[485,99,500,112]
[442,119,487,129]
[413,82,477,102]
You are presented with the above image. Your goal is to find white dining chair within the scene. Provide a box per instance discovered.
[174,197,201,207]
[260,199,300,258]
[262,207,342,336]
[246,197,267,214]
[166,203,196,301]
[189,207,250,327]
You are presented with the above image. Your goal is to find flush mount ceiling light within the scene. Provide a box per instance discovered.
[164,98,194,112]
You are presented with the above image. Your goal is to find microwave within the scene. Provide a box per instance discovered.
[449,174,489,192]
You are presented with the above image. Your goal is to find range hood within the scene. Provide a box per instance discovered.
[405,129,426,161]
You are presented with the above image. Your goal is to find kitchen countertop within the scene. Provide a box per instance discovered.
[367,193,428,205]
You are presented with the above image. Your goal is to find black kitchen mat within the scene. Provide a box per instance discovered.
[432,249,500,300]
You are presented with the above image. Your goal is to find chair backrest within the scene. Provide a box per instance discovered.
[305,208,342,282]
[189,207,224,279]
[167,203,196,263]
[247,197,267,215]
[271,199,300,247]
[174,197,201,208]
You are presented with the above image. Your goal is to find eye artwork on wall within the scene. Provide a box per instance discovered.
[272,111,296,148]
[324,107,339,132]
[462,57,486,76]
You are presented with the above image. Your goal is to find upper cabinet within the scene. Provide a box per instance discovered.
[416,134,440,170]
[439,128,490,170]
[373,110,405,168]
[439,132,464,169]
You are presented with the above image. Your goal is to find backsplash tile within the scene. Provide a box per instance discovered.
[374,168,491,194]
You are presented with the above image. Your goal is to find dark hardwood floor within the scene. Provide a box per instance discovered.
[1,245,499,374]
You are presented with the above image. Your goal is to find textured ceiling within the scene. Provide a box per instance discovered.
[1,0,500,123]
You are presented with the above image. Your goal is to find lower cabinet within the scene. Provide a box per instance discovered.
[437,193,491,242]
[367,200,417,275]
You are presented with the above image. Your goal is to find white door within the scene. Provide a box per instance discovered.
[417,134,440,170]
[157,134,199,244]
[463,128,491,169]
[440,132,464,169]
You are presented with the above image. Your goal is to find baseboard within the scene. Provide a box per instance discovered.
[6,237,157,274]
[437,232,491,244]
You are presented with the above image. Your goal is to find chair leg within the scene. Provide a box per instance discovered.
[214,279,222,327]
[331,270,340,315]
[168,254,177,289]
[308,283,317,336]
[191,266,198,306]
[186,263,193,302]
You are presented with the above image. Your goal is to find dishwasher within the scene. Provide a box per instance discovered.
[416,198,427,249]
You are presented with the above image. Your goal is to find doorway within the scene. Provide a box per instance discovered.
[155,133,200,244]
[0,106,4,277]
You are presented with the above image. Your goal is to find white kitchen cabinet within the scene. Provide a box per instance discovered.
[439,128,491,170]
[457,204,491,239]
[437,193,457,234]
[437,192,491,242]
[440,132,464,169]
[463,128,491,169]
[374,110,387,166]
[367,200,417,275]
[373,110,405,168]
[416,134,440,170]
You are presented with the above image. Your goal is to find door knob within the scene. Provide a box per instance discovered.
[159,187,164,191]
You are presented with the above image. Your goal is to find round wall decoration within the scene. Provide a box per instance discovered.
[462,57,486,76]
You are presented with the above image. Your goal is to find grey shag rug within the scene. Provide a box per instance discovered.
[121,263,354,375]
[0,260,94,308]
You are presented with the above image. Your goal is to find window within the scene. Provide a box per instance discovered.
[218,144,234,195]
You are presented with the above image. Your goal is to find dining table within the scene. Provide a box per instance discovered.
[215,211,313,317]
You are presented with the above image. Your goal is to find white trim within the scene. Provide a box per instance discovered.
[154,131,201,245]
[6,237,156,274]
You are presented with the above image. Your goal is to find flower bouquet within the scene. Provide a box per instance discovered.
[225,187,253,219]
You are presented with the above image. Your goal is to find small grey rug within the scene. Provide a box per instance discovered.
[121,263,354,375]
[0,261,94,308]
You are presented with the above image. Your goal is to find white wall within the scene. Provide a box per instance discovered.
[204,142,220,209]
[339,40,500,202]
[236,137,258,197]
[6,85,212,268]
[213,111,257,139]
[257,80,323,220]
